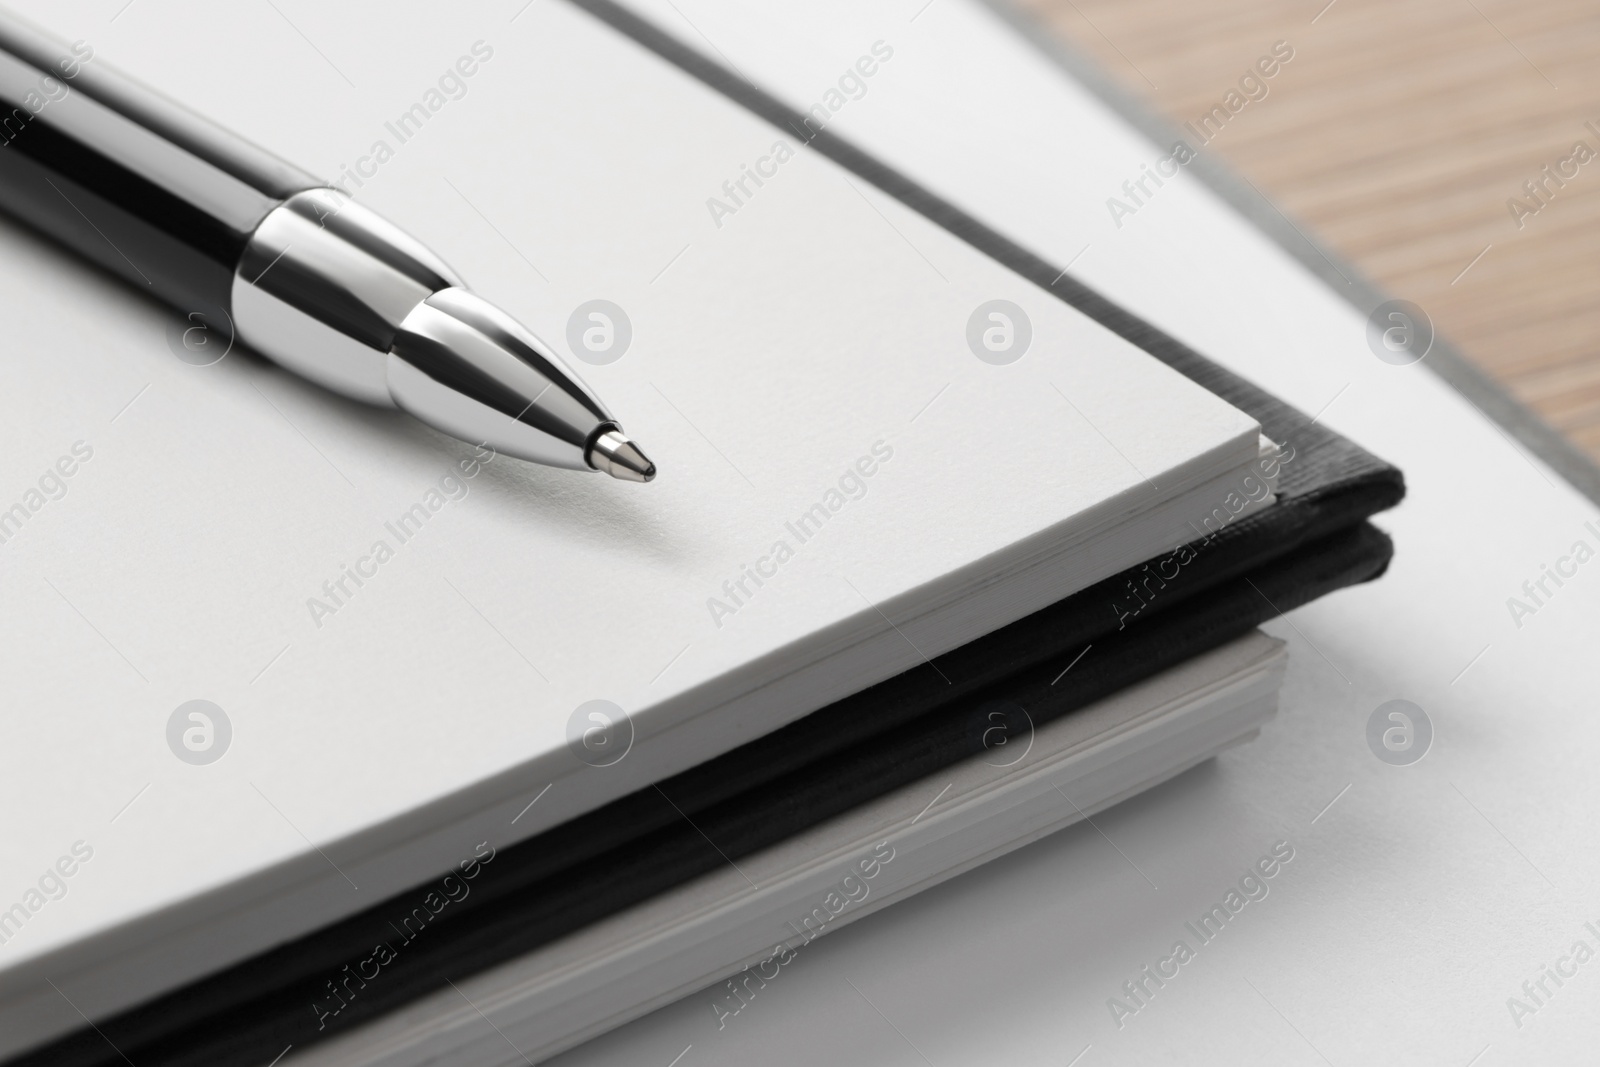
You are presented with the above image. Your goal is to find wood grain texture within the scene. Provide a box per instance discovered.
[1015,0,1600,457]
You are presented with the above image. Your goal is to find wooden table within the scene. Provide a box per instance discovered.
[1017,0,1600,459]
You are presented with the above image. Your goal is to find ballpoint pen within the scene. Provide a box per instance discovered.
[0,12,655,482]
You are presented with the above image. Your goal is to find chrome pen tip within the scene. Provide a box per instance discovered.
[587,429,656,483]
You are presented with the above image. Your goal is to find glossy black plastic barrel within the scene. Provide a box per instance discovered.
[0,12,317,320]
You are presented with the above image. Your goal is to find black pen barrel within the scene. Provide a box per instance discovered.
[0,12,317,322]
[0,12,644,476]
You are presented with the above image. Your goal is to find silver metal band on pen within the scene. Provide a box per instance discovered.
[234,188,654,481]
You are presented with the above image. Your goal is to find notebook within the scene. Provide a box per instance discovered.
[0,0,1276,1055]
[9,359,1397,1067]
[5,298,1400,1065]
